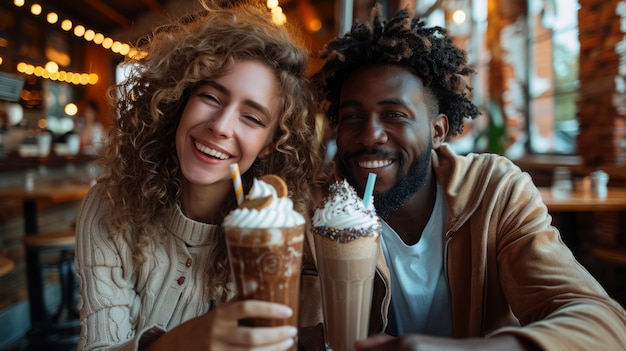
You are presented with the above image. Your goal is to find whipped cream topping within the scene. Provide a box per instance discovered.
[223,177,305,228]
[313,179,381,242]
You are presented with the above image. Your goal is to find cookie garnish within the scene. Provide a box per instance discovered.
[239,195,272,210]
[259,174,288,197]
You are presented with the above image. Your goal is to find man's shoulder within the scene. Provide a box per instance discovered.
[437,144,520,173]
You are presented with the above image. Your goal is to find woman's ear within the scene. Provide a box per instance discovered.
[258,142,276,159]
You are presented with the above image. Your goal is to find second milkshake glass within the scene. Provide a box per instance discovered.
[314,229,380,351]
[313,176,380,351]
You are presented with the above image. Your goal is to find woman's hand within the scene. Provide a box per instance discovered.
[146,300,297,351]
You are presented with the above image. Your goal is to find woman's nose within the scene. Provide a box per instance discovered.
[207,107,238,138]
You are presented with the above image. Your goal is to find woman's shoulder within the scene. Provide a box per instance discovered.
[79,183,110,216]
[75,183,139,265]
[76,183,115,241]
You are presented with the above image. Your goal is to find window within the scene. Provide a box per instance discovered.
[527,0,580,154]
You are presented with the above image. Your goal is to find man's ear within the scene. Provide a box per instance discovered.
[432,113,448,148]
[258,142,275,159]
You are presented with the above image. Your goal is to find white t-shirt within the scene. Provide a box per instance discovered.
[380,182,452,337]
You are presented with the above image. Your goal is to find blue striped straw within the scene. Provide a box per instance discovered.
[362,173,376,208]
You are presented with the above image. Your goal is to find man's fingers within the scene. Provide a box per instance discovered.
[354,334,394,350]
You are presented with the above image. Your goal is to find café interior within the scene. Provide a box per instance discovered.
[1,0,626,349]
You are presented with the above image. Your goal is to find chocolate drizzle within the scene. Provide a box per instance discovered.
[313,225,379,243]
[313,180,381,242]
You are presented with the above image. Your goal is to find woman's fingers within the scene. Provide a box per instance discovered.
[218,337,295,351]
[234,326,298,347]
[210,300,297,349]
[219,300,293,320]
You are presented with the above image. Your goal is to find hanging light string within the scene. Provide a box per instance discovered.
[12,0,145,59]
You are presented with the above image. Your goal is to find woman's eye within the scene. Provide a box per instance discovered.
[199,92,220,104]
[242,115,266,127]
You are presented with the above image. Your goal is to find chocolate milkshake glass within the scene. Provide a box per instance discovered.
[313,179,381,351]
[223,174,305,349]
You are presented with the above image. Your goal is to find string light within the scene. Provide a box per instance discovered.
[73,25,86,37]
[16,61,99,86]
[46,12,58,24]
[266,0,286,25]
[44,61,59,73]
[12,0,142,59]
[30,3,41,16]
[61,19,72,31]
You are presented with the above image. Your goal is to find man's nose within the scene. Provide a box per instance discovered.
[357,116,388,146]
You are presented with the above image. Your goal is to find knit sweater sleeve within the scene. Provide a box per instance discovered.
[74,184,162,351]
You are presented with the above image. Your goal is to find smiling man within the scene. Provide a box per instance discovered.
[311,3,626,351]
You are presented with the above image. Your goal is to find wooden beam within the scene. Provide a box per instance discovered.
[141,0,166,14]
[85,0,133,29]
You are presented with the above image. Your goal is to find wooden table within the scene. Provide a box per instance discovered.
[539,187,626,212]
[538,187,626,256]
[0,179,91,337]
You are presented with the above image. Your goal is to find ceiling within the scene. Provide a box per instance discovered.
[39,0,321,44]
[43,0,170,34]
[41,0,197,42]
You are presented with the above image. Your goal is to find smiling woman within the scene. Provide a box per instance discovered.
[175,62,282,192]
[72,1,323,350]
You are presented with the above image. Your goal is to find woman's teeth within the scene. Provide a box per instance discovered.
[194,142,230,160]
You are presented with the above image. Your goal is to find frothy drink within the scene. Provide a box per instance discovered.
[223,174,305,350]
[225,225,304,327]
[313,180,381,351]
[314,232,379,351]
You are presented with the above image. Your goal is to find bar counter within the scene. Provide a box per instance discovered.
[0,151,98,173]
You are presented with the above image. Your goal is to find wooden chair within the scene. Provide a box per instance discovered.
[591,245,626,306]
[22,230,79,350]
[591,246,626,265]
[0,252,15,278]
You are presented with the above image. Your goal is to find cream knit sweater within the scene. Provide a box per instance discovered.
[74,184,232,351]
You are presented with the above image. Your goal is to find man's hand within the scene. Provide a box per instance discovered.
[354,333,534,351]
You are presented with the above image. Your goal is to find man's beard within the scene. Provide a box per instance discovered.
[339,141,432,219]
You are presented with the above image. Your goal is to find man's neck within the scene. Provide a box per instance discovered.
[384,171,437,245]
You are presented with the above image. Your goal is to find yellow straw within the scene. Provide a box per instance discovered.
[230,163,244,205]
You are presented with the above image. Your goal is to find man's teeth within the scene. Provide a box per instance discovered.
[194,142,230,160]
[359,160,392,169]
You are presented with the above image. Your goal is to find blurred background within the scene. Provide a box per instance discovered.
[0,0,596,165]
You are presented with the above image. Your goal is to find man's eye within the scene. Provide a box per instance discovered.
[384,112,408,119]
[338,113,360,122]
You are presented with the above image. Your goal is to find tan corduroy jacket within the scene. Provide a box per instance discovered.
[299,144,626,350]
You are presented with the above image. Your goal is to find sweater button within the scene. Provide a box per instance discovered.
[185,258,192,267]
[177,276,185,285]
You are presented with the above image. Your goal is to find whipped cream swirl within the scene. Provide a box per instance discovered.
[313,179,380,240]
[223,177,305,228]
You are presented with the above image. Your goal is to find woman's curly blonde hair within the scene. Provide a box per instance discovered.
[98,0,322,298]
